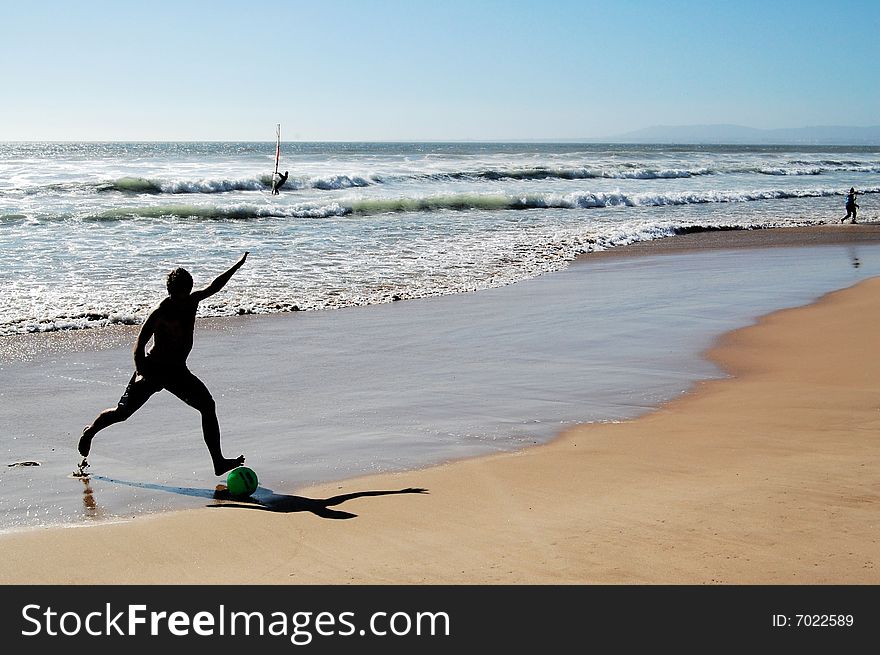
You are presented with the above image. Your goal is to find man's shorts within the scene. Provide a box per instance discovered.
[117,360,213,415]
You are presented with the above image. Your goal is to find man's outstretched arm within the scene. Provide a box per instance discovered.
[192,252,249,301]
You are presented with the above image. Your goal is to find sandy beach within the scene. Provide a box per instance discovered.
[1,225,879,584]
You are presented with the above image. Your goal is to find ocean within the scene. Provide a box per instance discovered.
[1,141,878,335]
[2,142,880,533]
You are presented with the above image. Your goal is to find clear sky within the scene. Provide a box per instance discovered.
[2,0,878,141]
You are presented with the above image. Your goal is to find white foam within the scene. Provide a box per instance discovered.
[2,142,879,336]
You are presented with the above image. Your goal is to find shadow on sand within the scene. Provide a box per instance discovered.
[90,474,427,520]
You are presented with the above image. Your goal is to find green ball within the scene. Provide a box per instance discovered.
[226,466,258,497]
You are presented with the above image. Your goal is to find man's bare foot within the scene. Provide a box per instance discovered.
[214,455,245,476]
[78,426,94,458]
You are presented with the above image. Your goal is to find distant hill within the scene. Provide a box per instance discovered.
[599,124,880,145]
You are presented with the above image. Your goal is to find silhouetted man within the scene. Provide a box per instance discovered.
[272,170,289,195]
[78,252,249,476]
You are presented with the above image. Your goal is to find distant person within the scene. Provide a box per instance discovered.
[78,252,249,476]
[272,170,289,195]
[842,187,859,223]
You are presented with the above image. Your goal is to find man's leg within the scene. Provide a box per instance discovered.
[167,369,245,475]
[79,372,158,457]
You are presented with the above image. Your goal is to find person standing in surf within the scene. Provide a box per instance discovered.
[270,123,287,195]
[842,187,859,223]
[272,170,289,195]
[78,252,249,476]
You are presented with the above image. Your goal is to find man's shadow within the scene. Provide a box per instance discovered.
[90,474,427,520]
[211,487,428,519]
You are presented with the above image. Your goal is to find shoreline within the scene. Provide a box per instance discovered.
[4,223,880,363]
[1,225,878,583]
[579,222,880,260]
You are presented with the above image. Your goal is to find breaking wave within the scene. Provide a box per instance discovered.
[3,310,141,335]
[385,166,715,182]
[102,174,371,194]
[13,161,880,198]
[103,163,880,194]
[79,186,877,222]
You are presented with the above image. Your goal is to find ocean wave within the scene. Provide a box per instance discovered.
[81,186,878,222]
[755,163,880,175]
[2,311,141,335]
[99,162,880,192]
[352,186,877,214]
[309,175,372,190]
[102,168,706,194]
[792,159,868,166]
[11,158,880,199]
[756,166,823,176]
[100,174,371,194]
[102,175,274,194]
[90,202,343,221]
[371,166,715,183]
[104,177,164,193]
[374,161,880,183]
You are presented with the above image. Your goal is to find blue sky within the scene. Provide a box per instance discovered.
[2,0,878,141]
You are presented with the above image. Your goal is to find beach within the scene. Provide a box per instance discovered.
[1,224,878,584]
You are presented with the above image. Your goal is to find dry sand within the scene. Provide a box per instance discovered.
[1,226,878,584]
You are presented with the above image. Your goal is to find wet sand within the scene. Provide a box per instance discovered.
[1,224,879,584]
[581,222,880,259]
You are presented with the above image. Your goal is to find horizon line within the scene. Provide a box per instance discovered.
[3,138,880,146]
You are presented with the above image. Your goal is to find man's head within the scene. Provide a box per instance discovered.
[166,267,193,297]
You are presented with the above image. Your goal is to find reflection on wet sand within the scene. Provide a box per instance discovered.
[79,475,102,520]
